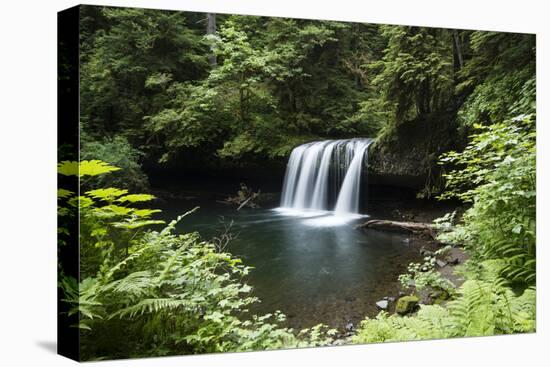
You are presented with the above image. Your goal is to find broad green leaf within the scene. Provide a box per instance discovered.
[97,205,133,216]
[117,194,156,203]
[86,188,129,201]
[58,188,74,198]
[112,220,165,229]
[133,209,162,217]
[58,160,120,177]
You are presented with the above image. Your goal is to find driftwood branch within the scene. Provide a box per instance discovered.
[356,219,436,239]
[221,183,261,210]
[237,196,254,211]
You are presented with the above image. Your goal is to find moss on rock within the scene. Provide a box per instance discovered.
[395,295,419,315]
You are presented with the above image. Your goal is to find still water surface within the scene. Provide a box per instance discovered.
[158,193,422,330]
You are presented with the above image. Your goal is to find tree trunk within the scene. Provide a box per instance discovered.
[356,219,437,238]
[453,30,464,69]
[206,13,217,66]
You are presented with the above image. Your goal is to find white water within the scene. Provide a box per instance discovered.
[292,142,326,209]
[280,145,307,207]
[310,141,336,210]
[334,140,371,214]
[279,138,373,222]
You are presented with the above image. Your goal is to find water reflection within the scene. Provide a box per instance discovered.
[165,205,420,329]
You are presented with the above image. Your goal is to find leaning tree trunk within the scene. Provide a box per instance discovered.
[453,30,464,69]
[206,13,217,66]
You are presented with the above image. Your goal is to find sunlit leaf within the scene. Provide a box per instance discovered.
[58,188,74,198]
[86,188,129,201]
[117,194,156,203]
[133,209,162,217]
[58,160,120,177]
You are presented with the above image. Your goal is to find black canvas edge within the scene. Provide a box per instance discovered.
[58,4,81,362]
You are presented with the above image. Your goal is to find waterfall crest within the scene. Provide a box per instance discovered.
[279,138,373,215]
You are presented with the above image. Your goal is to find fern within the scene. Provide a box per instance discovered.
[353,278,535,344]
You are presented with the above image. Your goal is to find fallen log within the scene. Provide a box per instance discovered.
[221,183,261,210]
[356,219,436,239]
[237,195,255,211]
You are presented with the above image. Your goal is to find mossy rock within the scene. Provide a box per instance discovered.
[430,289,450,305]
[395,295,419,315]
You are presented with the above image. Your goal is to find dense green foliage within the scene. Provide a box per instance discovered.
[354,278,535,343]
[81,134,149,191]
[354,114,536,342]
[63,5,536,358]
[80,7,386,163]
[370,26,454,124]
[456,32,535,127]
[79,6,534,184]
[58,161,335,360]
[350,25,536,344]
[439,114,536,284]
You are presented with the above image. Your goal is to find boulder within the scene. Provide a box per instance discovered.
[447,256,460,265]
[430,290,450,304]
[395,296,419,315]
[376,300,389,310]
[420,246,435,257]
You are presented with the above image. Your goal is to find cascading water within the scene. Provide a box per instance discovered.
[310,141,337,210]
[334,140,371,214]
[279,138,373,216]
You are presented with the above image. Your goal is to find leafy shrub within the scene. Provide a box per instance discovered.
[439,114,536,284]
[353,277,535,344]
[80,134,150,192]
[354,113,536,345]
[456,31,535,128]
[398,258,456,297]
[58,160,335,360]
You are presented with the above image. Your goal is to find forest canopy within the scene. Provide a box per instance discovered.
[79,6,535,174]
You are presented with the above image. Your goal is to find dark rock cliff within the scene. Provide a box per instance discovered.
[367,114,461,192]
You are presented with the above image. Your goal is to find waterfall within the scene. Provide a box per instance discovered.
[292,142,327,209]
[334,140,371,214]
[280,145,307,207]
[310,141,337,210]
[279,138,373,215]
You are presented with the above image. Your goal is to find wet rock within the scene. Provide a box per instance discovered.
[420,246,435,257]
[430,290,450,304]
[376,300,389,310]
[447,256,460,265]
[436,259,447,268]
[388,296,396,302]
[395,296,419,315]
[419,290,434,305]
